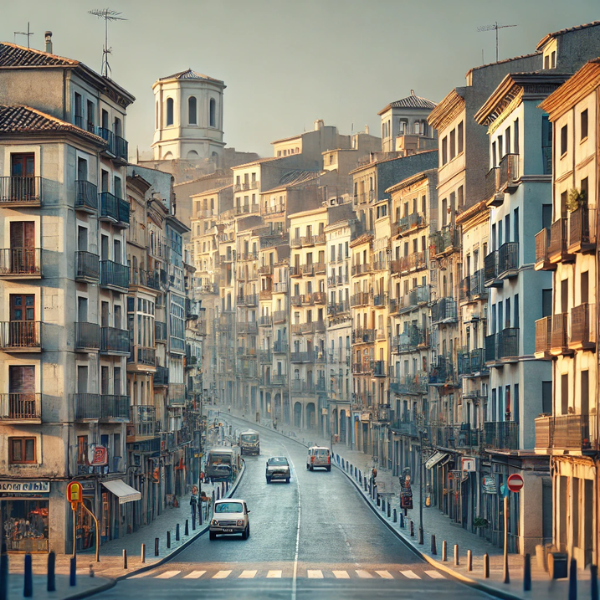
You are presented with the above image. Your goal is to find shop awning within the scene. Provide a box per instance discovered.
[101,479,141,504]
[425,451,448,470]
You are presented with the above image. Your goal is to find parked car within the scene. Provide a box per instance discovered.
[205,446,242,482]
[306,446,331,471]
[209,498,250,540]
[266,456,291,483]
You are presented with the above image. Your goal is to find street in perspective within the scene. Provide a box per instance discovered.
[1,1,600,599]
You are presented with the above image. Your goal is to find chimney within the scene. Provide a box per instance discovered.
[365,125,369,135]
[45,31,53,54]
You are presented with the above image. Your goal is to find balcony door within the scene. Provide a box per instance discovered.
[11,154,35,201]
[9,294,36,347]
[10,222,35,274]
[9,365,35,418]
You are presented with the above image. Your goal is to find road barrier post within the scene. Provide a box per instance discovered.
[483,553,490,578]
[454,544,459,566]
[70,556,77,587]
[47,550,56,591]
[568,558,577,600]
[393,508,397,523]
[410,520,414,537]
[431,534,437,555]
[123,549,128,570]
[442,540,447,562]
[155,537,159,556]
[185,520,189,536]
[141,544,146,564]
[467,549,472,571]
[167,531,171,549]
[399,512,405,528]
[176,523,180,541]
[524,553,531,591]
[23,554,32,597]
[591,564,598,600]
[387,503,391,518]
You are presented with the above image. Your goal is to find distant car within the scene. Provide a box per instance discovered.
[306,446,331,471]
[266,456,291,483]
[209,498,250,540]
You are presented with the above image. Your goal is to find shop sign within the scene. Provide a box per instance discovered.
[90,446,108,466]
[462,457,477,472]
[482,474,497,494]
[80,481,95,494]
[0,481,50,493]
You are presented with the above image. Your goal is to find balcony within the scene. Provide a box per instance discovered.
[0,248,41,278]
[0,176,42,207]
[100,260,129,292]
[75,393,129,421]
[97,127,116,156]
[350,292,371,307]
[135,347,156,367]
[430,225,458,257]
[271,374,287,386]
[290,237,302,249]
[185,298,199,319]
[429,356,456,386]
[548,218,573,264]
[534,317,552,359]
[154,366,169,387]
[534,416,553,451]
[132,269,161,291]
[569,303,596,351]
[497,153,520,194]
[457,348,488,376]
[0,321,41,352]
[391,417,417,437]
[535,414,597,452]
[550,313,570,355]
[300,235,314,247]
[299,264,314,276]
[352,361,373,375]
[428,424,482,450]
[431,297,457,324]
[390,372,428,395]
[498,242,519,278]
[301,293,313,306]
[238,321,258,334]
[351,263,372,276]
[259,350,272,364]
[237,294,258,307]
[483,421,519,450]
[394,326,428,353]
[273,310,287,324]
[290,266,301,278]
[291,351,313,364]
[75,180,98,212]
[258,264,273,275]
[75,251,100,283]
[115,135,128,163]
[484,251,500,287]
[373,360,386,377]
[312,291,326,305]
[397,212,425,236]
[373,293,387,308]
[485,167,502,205]
[100,327,129,355]
[352,328,375,344]
[168,384,186,406]
[313,233,326,246]
[485,328,520,363]
[273,341,288,354]
[569,206,596,254]
[291,295,302,307]
[128,405,157,439]
[535,228,552,270]
[0,393,42,422]
[75,322,100,352]
[155,321,167,342]
[258,315,272,327]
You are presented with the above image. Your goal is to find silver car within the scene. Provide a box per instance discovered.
[209,499,250,540]
[266,456,291,483]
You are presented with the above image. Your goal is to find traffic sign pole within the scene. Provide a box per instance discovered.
[503,474,524,584]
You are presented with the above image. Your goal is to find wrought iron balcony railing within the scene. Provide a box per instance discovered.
[0,321,41,351]
[75,251,100,282]
[0,393,41,421]
[75,393,129,420]
[0,248,41,277]
[0,176,42,206]
[75,322,100,351]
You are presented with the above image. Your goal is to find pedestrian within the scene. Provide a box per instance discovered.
[190,486,198,530]
[372,466,377,486]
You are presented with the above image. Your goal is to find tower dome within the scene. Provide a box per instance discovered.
[152,69,226,162]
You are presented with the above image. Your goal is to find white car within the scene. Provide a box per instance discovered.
[209,499,250,540]
[266,456,291,483]
[306,446,331,471]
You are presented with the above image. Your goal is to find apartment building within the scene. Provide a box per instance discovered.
[535,58,600,568]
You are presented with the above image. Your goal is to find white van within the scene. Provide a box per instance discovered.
[306,446,331,471]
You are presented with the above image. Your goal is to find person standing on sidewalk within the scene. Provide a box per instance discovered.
[190,486,198,530]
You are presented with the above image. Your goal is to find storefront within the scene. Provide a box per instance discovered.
[0,481,50,553]
[100,479,141,543]
[76,481,97,552]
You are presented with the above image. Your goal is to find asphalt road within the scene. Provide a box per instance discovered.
[96,421,492,600]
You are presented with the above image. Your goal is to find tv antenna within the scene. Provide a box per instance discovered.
[477,22,517,63]
[14,22,34,48]
[89,8,127,77]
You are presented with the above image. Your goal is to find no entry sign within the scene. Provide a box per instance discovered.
[506,473,524,493]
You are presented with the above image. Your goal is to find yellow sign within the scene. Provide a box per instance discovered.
[67,481,83,503]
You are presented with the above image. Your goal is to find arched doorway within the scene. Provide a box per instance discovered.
[294,402,302,428]
[306,403,316,429]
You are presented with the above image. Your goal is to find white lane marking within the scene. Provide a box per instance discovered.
[267,570,282,578]
[355,570,373,578]
[239,570,257,578]
[332,570,350,579]
[213,570,232,579]
[155,570,181,579]
[307,570,323,579]
[376,570,393,579]
[400,570,421,579]
[425,570,445,579]
[289,452,301,600]
[130,572,152,578]
[183,570,206,579]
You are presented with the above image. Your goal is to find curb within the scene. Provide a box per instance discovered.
[62,579,117,600]
[227,412,524,600]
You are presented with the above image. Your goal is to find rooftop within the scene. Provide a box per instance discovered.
[378,91,437,115]
[157,68,225,86]
[537,20,600,50]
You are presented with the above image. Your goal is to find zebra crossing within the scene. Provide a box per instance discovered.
[131,567,445,581]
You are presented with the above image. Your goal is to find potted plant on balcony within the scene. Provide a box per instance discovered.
[566,188,586,212]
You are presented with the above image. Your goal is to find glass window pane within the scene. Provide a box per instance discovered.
[25,439,35,462]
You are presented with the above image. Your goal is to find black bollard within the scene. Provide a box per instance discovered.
[410,521,415,537]
[176,523,180,541]
[359,472,362,484]
[442,540,447,562]
[393,508,397,523]
[483,553,490,578]
[523,553,531,591]
[47,550,56,592]
[568,558,577,600]
[467,550,472,572]
[70,556,77,587]
[399,512,405,528]
[387,503,391,518]
[185,520,189,536]
[24,553,33,597]
[123,549,128,570]
[216,488,220,501]
[141,544,146,564]
[167,531,171,549]
[381,498,384,511]
[591,564,598,600]
[431,534,437,555]
[454,544,459,566]
[155,537,160,556]
[0,552,8,600]
[377,495,381,507]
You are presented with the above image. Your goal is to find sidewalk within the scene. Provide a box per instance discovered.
[227,408,595,600]
[4,463,245,599]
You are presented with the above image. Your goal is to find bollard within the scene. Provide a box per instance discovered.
[212,491,215,506]
[381,498,385,511]
[70,556,77,587]
[185,520,189,536]
[442,540,447,562]
[393,508,397,523]
[431,534,437,555]
[399,512,405,528]
[123,549,128,570]
[483,553,490,578]
[47,550,56,591]
[176,523,180,541]
[387,503,391,518]
[523,553,531,591]
[364,478,367,491]
[377,495,381,507]
[374,485,378,501]
[342,458,345,470]
[454,544,459,566]
[591,564,598,600]
[141,544,146,564]
[155,537,160,556]
[0,552,8,600]
[89,564,95,578]
[568,558,577,600]
[216,488,220,501]
[24,553,33,597]
[359,472,362,484]
[167,530,171,549]
[410,520,415,537]
[467,549,472,572]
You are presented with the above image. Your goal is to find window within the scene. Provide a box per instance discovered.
[166,98,174,127]
[9,437,36,464]
[514,118,520,155]
[457,185,464,207]
[581,109,588,141]
[188,97,197,125]
[450,129,456,160]
[560,125,568,156]
[209,98,216,127]
[441,136,448,165]
[457,121,464,154]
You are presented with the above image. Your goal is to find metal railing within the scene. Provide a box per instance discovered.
[498,153,519,191]
[486,328,520,361]
[100,260,129,290]
[485,167,499,201]
[100,327,129,354]
[0,176,42,205]
[75,322,100,350]
[258,315,272,327]
[548,218,568,259]
[484,251,498,285]
[97,127,116,155]
[498,242,518,274]
[0,393,41,420]
[129,405,156,437]
[483,421,519,450]
[570,303,596,348]
[136,347,156,366]
[0,248,41,277]
[350,292,371,307]
[373,360,386,376]
[429,356,456,385]
[273,340,288,353]
[431,297,457,324]
[75,180,98,211]
[76,251,100,281]
[536,414,597,451]
[273,310,287,324]
[389,372,428,395]
[535,317,552,355]
[154,366,169,386]
[569,206,596,250]
[551,313,569,352]
[352,328,375,344]
[535,228,550,266]
[75,393,129,420]
[0,321,41,350]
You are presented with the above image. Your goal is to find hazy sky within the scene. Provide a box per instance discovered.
[2,0,599,156]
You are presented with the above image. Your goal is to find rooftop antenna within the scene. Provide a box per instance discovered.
[477,21,517,63]
[14,22,34,48]
[89,8,127,77]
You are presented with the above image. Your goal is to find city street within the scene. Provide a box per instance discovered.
[95,426,491,599]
